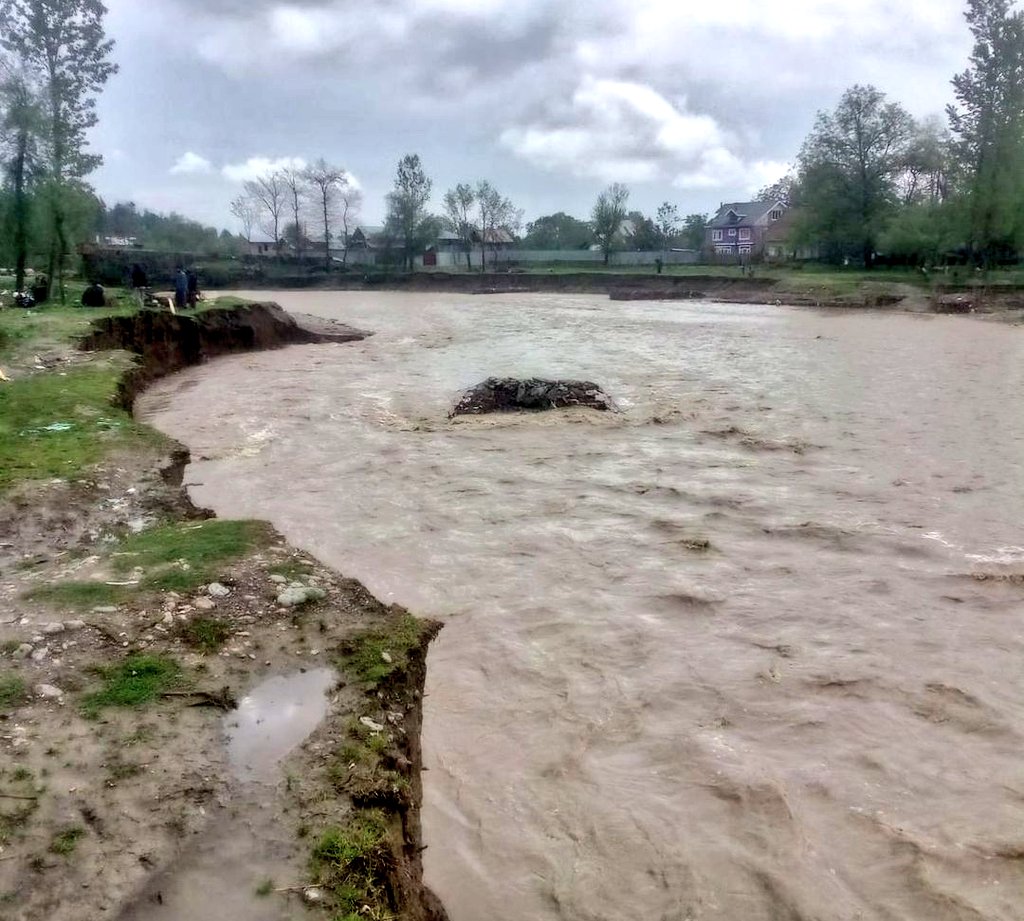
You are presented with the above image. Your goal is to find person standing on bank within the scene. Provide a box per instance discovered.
[174,267,188,310]
[186,269,198,308]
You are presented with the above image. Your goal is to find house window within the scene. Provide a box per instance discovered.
[739,229,751,241]
[728,228,737,237]
[712,229,723,241]
[770,210,782,221]
[738,245,752,255]
[715,245,733,255]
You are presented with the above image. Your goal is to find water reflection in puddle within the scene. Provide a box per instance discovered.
[226,668,336,782]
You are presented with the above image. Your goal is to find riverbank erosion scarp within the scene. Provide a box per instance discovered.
[0,302,446,921]
[78,302,369,410]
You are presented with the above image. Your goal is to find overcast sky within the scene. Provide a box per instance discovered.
[89,0,975,232]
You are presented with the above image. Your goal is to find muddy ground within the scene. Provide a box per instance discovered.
[0,308,445,921]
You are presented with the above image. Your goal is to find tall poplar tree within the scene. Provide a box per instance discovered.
[0,0,117,300]
[385,154,432,271]
[947,0,1024,264]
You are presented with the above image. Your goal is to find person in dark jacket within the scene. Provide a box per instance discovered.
[174,268,188,309]
[130,263,148,289]
[81,281,106,308]
[186,269,198,308]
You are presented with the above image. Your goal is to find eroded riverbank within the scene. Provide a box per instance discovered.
[140,290,1024,920]
[0,302,446,921]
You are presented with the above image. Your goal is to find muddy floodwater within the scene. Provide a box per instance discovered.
[138,291,1024,920]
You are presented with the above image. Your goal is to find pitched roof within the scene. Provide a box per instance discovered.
[708,201,783,229]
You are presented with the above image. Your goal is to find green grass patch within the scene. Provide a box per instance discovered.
[49,825,85,856]
[309,812,391,917]
[81,654,184,717]
[112,519,270,592]
[26,580,127,608]
[0,300,134,363]
[336,614,426,689]
[177,616,232,654]
[0,673,26,712]
[0,364,160,493]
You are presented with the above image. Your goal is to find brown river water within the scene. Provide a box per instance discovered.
[137,291,1024,921]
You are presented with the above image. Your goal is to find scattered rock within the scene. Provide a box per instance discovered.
[268,574,287,584]
[451,377,617,416]
[30,647,49,662]
[64,620,86,631]
[41,623,65,635]
[276,586,326,607]
[92,606,119,614]
[12,643,33,659]
[303,888,324,905]
[359,716,385,733]
[193,597,216,612]
[381,651,393,664]
[34,683,64,700]
[207,582,230,598]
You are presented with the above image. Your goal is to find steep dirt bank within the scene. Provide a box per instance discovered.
[79,302,368,410]
[0,303,447,921]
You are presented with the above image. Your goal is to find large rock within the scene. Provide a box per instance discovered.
[451,377,616,416]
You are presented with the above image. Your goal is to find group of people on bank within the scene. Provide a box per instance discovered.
[80,264,201,310]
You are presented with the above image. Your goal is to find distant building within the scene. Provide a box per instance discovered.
[763,209,818,261]
[247,238,277,257]
[705,201,787,258]
[93,234,141,249]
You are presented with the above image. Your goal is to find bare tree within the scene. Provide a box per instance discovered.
[475,181,520,271]
[592,183,630,265]
[229,193,259,245]
[303,158,347,271]
[244,171,285,251]
[279,166,307,259]
[443,183,476,270]
[338,182,362,266]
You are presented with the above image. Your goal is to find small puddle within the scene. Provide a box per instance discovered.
[226,667,337,783]
[117,668,337,921]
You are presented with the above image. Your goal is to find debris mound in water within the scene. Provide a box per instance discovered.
[451,377,616,416]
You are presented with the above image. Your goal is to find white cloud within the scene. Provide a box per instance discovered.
[169,151,212,175]
[222,156,307,182]
[501,77,783,193]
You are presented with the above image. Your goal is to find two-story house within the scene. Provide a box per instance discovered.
[705,200,787,258]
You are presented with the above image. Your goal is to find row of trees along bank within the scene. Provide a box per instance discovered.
[778,0,1024,268]
[0,0,117,300]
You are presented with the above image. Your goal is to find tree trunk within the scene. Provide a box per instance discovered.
[12,128,29,292]
[322,198,330,272]
[603,246,610,266]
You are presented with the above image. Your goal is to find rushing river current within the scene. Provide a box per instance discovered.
[138,291,1024,920]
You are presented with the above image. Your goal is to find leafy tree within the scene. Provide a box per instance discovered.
[900,116,954,206]
[442,182,476,269]
[229,193,259,244]
[796,84,914,266]
[879,201,962,265]
[756,174,799,207]
[520,212,592,250]
[591,183,629,265]
[385,154,432,271]
[623,210,660,250]
[1,0,118,300]
[243,171,285,251]
[655,202,680,247]
[681,213,708,250]
[947,0,1024,263]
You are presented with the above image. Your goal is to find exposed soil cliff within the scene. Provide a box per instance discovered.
[78,302,367,409]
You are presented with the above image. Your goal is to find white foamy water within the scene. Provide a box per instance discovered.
[138,291,1024,920]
